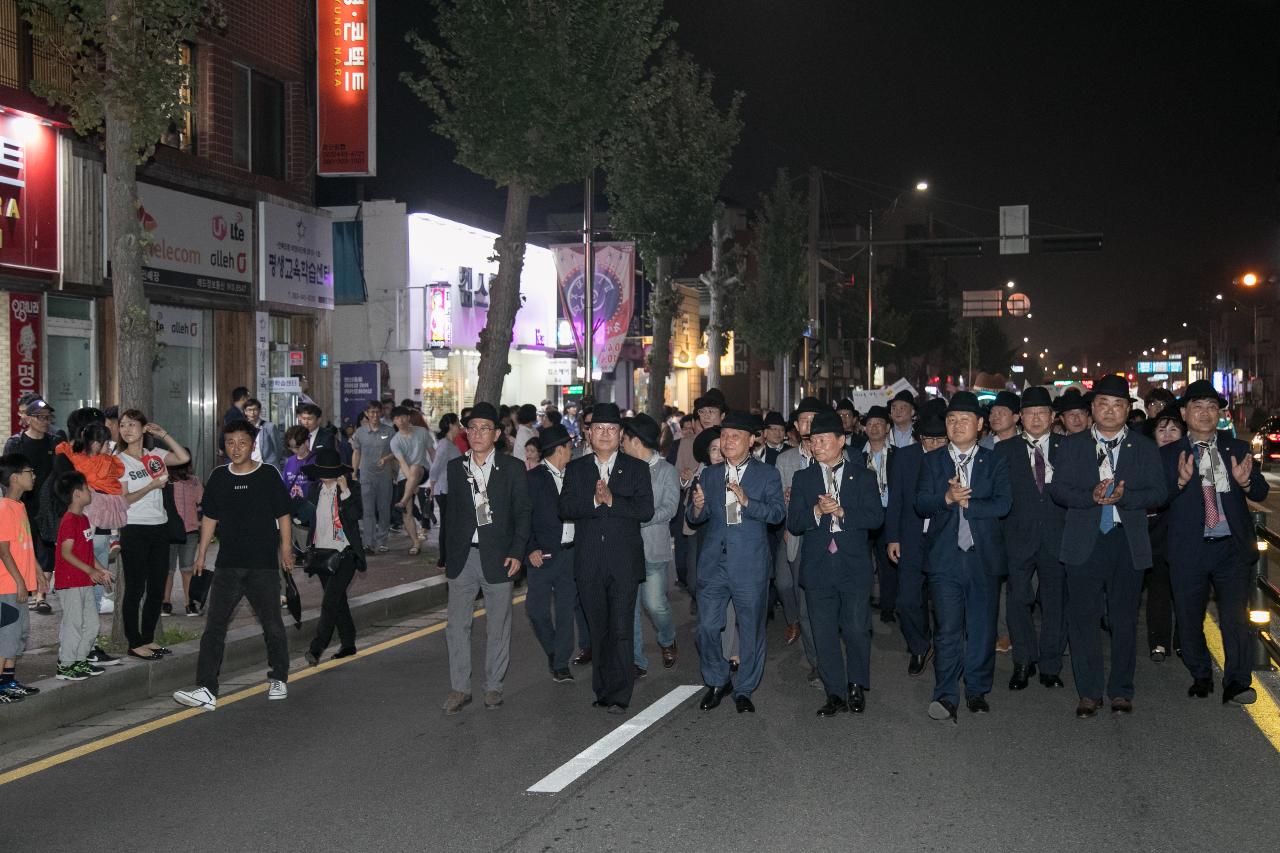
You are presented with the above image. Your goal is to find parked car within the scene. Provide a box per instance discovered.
[1250,416,1280,470]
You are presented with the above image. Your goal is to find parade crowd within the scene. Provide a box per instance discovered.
[0,377,1266,725]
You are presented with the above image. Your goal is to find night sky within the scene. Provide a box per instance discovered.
[319,0,1280,363]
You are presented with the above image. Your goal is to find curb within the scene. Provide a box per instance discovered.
[0,575,449,746]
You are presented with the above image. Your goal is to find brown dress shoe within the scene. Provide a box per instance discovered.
[571,649,592,666]
[995,635,1012,654]
[784,623,801,646]
[661,644,678,668]
[1111,697,1133,715]
[1075,697,1102,719]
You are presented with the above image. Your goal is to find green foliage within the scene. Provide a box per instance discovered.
[605,45,742,275]
[20,0,220,162]
[735,170,807,360]
[403,0,672,194]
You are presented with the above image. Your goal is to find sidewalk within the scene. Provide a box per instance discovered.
[17,524,443,682]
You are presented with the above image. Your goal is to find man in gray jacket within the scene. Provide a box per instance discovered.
[244,398,283,469]
[624,414,681,672]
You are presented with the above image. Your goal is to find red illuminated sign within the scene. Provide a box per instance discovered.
[318,0,376,176]
[0,112,58,273]
[9,293,42,433]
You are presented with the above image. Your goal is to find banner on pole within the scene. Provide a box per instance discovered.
[551,242,635,374]
[317,0,376,175]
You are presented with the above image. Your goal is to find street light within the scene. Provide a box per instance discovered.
[866,181,928,386]
[1242,272,1259,287]
[915,180,929,191]
[1006,280,1015,289]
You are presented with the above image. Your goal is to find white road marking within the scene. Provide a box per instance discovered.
[527,684,702,794]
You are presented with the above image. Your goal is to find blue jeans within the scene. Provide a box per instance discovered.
[633,560,676,668]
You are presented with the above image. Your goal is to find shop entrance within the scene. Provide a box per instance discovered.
[44,296,97,428]
[150,305,214,475]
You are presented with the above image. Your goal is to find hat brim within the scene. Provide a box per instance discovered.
[1179,393,1228,409]
[301,462,353,480]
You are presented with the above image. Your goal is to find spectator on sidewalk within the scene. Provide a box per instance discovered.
[390,406,430,556]
[0,453,42,701]
[6,397,58,615]
[512,404,538,460]
[172,420,294,712]
[162,457,204,616]
[243,398,283,469]
[428,414,462,570]
[53,472,112,681]
[302,448,366,665]
[218,387,250,459]
[352,400,395,554]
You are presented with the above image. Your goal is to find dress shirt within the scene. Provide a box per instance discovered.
[542,459,574,542]
[466,450,497,544]
[1024,432,1055,484]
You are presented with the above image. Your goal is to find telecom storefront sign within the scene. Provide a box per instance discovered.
[317,0,376,176]
[8,293,41,433]
[137,183,253,297]
[0,112,59,273]
[259,202,335,309]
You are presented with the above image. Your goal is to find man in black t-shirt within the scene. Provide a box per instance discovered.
[173,420,294,711]
[4,397,58,614]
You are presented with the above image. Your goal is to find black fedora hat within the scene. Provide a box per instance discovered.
[810,409,844,437]
[591,402,622,424]
[1020,386,1053,410]
[863,405,891,424]
[991,390,1021,413]
[692,426,722,466]
[623,413,662,450]
[764,410,787,428]
[794,396,828,416]
[721,410,765,435]
[464,401,500,426]
[916,411,948,438]
[1178,379,1227,409]
[891,390,916,409]
[1091,374,1130,401]
[693,392,728,414]
[835,397,858,414]
[301,446,353,480]
[537,424,572,454]
[947,391,983,415]
[1054,388,1090,414]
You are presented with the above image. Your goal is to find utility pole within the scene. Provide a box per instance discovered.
[583,171,595,399]
[867,209,874,389]
[805,166,820,399]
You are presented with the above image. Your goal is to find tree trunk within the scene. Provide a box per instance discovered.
[474,180,531,405]
[705,217,724,389]
[646,255,671,419]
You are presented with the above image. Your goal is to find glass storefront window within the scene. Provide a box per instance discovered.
[45,296,97,434]
[150,306,213,476]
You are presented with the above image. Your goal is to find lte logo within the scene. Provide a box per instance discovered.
[211,213,246,242]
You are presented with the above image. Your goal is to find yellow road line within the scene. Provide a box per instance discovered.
[1202,613,1280,753]
[0,595,525,788]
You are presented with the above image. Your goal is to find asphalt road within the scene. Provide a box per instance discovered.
[3,585,1279,853]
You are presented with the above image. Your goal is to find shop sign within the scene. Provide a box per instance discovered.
[288,350,305,366]
[317,0,375,175]
[270,376,301,393]
[0,113,58,273]
[150,304,203,349]
[254,312,270,403]
[546,358,576,385]
[8,293,41,432]
[339,361,380,427]
[427,284,452,347]
[259,201,334,309]
[136,183,253,297]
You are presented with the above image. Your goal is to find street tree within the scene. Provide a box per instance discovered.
[735,169,806,373]
[604,46,741,419]
[22,0,219,417]
[403,0,671,405]
[701,204,742,389]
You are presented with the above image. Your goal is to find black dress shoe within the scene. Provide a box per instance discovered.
[816,695,848,716]
[127,649,164,661]
[591,698,609,708]
[1187,678,1213,698]
[1039,673,1065,688]
[606,703,628,715]
[847,683,866,713]
[332,647,357,659]
[907,647,934,677]
[571,649,592,666]
[966,694,990,714]
[729,659,739,673]
[699,683,733,710]
[734,695,755,713]
[1008,663,1037,690]
[1222,681,1257,705]
[928,699,957,722]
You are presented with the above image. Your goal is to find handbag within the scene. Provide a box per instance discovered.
[162,482,187,544]
[304,547,344,577]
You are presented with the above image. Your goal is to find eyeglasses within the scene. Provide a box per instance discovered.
[28,414,53,422]
[467,425,494,434]
[591,425,620,434]
[19,468,34,474]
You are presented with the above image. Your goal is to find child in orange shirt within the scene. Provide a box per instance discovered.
[0,454,43,702]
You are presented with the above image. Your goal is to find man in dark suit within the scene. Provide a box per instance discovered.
[995,386,1069,690]
[859,405,896,622]
[689,410,786,713]
[915,391,1011,722]
[524,424,580,683]
[441,402,532,715]
[788,409,885,716]
[559,402,654,714]
[885,399,948,676]
[1049,374,1167,718]
[1162,380,1268,705]
[297,402,339,453]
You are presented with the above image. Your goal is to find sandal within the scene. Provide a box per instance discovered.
[408,547,421,556]
[34,599,53,615]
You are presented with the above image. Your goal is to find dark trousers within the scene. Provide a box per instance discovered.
[526,549,578,670]
[1146,550,1177,652]
[696,558,769,699]
[805,560,873,696]
[929,549,999,704]
[1172,538,1253,687]
[121,523,172,649]
[871,526,897,612]
[1066,528,1143,701]
[895,553,932,656]
[576,569,639,707]
[672,517,690,586]
[187,570,212,607]
[1007,537,1068,674]
[195,567,289,696]
[310,555,357,656]
[434,495,449,564]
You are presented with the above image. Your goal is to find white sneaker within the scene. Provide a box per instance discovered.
[98,598,115,614]
[268,680,288,700]
[173,686,217,711]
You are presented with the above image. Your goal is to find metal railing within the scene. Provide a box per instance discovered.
[1251,510,1280,669]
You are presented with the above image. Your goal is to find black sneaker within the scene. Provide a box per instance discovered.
[161,602,173,616]
[87,646,121,667]
[552,669,574,683]
[185,602,200,617]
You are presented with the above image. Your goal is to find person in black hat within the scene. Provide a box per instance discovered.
[981,390,1022,449]
[886,398,948,676]
[1161,379,1267,705]
[774,397,827,678]
[524,424,582,683]
[1054,387,1092,435]
[439,401,532,715]
[623,413,681,675]
[1049,373,1166,718]
[559,402,655,714]
[857,405,897,622]
[689,410,784,713]
[994,385,1069,690]
[788,408,885,716]
[299,447,366,665]
[757,411,789,465]
[915,391,1011,721]
[888,390,917,449]
[835,399,867,452]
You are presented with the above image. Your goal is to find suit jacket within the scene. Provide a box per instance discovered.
[775,446,815,562]
[526,463,572,560]
[304,479,367,571]
[1048,429,1167,569]
[687,456,785,583]
[884,442,929,570]
[640,455,680,564]
[255,420,284,469]
[996,432,1067,564]
[1161,432,1268,571]
[786,460,884,589]
[559,451,654,583]
[313,424,339,454]
[443,451,532,584]
[859,443,894,514]
[915,444,1011,577]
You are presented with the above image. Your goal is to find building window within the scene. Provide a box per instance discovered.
[0,0,72,94]
[230,62,284,179]
[160,43,196,154]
